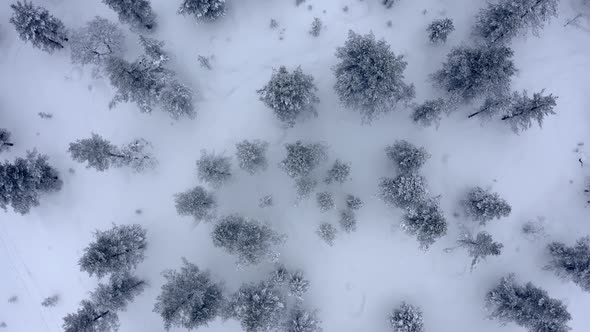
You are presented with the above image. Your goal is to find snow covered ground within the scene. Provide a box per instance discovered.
[2,0,590,331]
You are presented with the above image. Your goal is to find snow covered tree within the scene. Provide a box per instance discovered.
[324,159,350,184]
[269,264,289,284]
[178,0,226,23]
[379,174,428,208]
[486,274,571,332]
[473,0,559,45]
[389,302,424,332]
[258,66,319,128]
[62,300,119,332]
[454,231,503,270]
[501,90,557,133]
[288,271,310,299]
[427,18,454,43]
[212,215,283,266]
[9,1,68,53]
[346,194,364,210]
[281,141,327,178]
[386,140,430,174]
[70,17,125,67]
[284,306,322,332]
[236,139,269,175]
[334,31,415,122]
[316,223,337,246]
[102,0,156,32]
[467,95,511,119]
[382,0,399,8]
[295,177,317,199]
[339,208,357,233]
[411,98,446,128]
[159,80,195,119]
[174,185,217,222]
[79,224,147,278]
[0,129,13,153]
[401,198,447,250]
[69,134,155,172]
[547,236,590,292]
[225,280,286,332]
[0,150,63,215]
[139,35,169,65]
[432,46,516,101]
[91,272,146,312]
[154,259,225,330]
[462,187,511,225]
[196,151,232,188]
[309,18,322,37]
[316,192,335,212]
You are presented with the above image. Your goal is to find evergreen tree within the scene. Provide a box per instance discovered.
[211,215,283,266]
[339,208,357,233]
[412,98,446,128]
[174,186,217,222]
[0,129,13,153]
[501,90,557,133]
[316,223,337,246]
[0,150,62,215]
[345,194,364,210]
[316,192,335,212]
[102,0,156,32]
[10,1,68,53]
[225,280,286,332]
[386,140,430,174]
[178,0,226,22]
[154,259,225,330]
[455,231,503,270]
[427,18,455,43]
[309,17,322,37]
[401,198,447,250]
[333,31,415,122]
[196,151,232,188]
[378,174,428,208]
[235,140,269,175]
[269,264,289,285]
[70,17,125,67]
[432,46,516,101]
[79,224,147,278]
[324,159,350,184]
[547,236,590,292]
[258,66,319,128]
[473,0,559,45]
[295,177,317,199]
[288,271,310,299]
[467,95,511,119]
[486,274,571,332]
[389,302,424,332]
[62,300,119,332]
[462,186,511,225]
[280,141,327,178]
[91,272,146,312]
[139,35,169,66]
[284,306,322,332]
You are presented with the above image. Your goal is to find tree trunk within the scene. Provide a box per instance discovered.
[93,310,111,321]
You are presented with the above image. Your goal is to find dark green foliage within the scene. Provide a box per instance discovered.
[10,1,68,53]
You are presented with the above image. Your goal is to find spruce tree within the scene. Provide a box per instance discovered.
[236,140,269,175]
[174,186,217,222]
[280,141,327,178]
[339,209,357,233]
[102,0,156,32]
[62,300,119,332]
[225,280,286,332]
[10,1,68,53]
[389,302,424,332]
[455,231,503,270]
[316,223,337,246]
[284,306,322,332]
[91,272,146,312]
[547,236,590,292]
[288,271,310,299]
[196,151,232,188]
[316,192,335,212]
[427,18,455,44]
[386,140,430,174]
[501,90,557,133]
[401,198,447,250]
[178,0,227,23]
[324,159,350,184]
[70,17,125,67]
[411,98,446,128]
[378,174,428,208]
[462,186,511,225]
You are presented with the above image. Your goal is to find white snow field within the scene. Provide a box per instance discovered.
[2,0,590,331]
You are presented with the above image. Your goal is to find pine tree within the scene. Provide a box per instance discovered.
[455,231,503,270]
[339,209,357,233]
[467,95,511,120]
[91,272,146,312]
[236,140,269,175]
[139,35,169,66]
[0,150,63,215]
[212,215,283,266]
[389,302,424,332]
[547,236,590,292]
[174,186,217,222]
[10,1,68,53]
[225,280,286,332]
[473,0,559,45]
[62,300,119,332]
[462,186,511,225]
[432,46,516,101]
[401,198,447,250]
[486,274,571,332]
[178,0,227,23]
[0,129,13,153]
[324,160,350,184]
[345,194,364,210]
[309,18,322,37]
[316,192,335,212]
[501,90,557,133]
[378,174,428,208]
[70,17,125,67]
[316,223,337,246]
[102,0,156,32]
[196,150,232,188]
[154,259,225,330]
[269,264,289,284]
[334,31,415,122]
[258,66,319,128]
[386,140,430,174]
[411,98,447,128]
[284,306,322,332]
[280,141,327,178]
[79,224,147,278]
[288,271,310,299]
[427,18,455,43]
